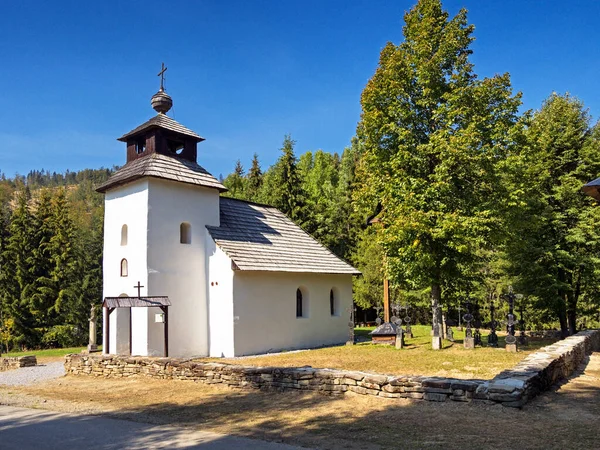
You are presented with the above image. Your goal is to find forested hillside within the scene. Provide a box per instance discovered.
[0,168,113,351]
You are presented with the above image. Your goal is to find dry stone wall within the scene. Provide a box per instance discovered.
[64,329,600,408]
[0,355,37,372]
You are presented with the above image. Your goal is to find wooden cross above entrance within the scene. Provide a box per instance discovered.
[133,281,144,298]
[157,62,167,90]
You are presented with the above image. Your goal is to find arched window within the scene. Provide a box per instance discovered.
[330,288,340,316]
[121,224,128,246]
[180,222,192,244]
[330,289,335,316]
[120,258,128,277]
[296,288,303,318]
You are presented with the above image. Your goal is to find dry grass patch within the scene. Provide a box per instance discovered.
[200,326,557,379]
[4,355,599,450]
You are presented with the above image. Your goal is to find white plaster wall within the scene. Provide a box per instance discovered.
[232,272,354,356]
[146,178,220,357]
[207,242,234,357]
[102,181,149,355]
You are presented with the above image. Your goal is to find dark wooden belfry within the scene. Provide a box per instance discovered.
[117,62,205,164]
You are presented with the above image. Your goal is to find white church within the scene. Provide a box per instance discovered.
[98,74,360,358]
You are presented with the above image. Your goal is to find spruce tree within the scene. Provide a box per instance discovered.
[29,189,56,328]
[3,187,38,347]
[246,153,263,201]
[272,135,306,224]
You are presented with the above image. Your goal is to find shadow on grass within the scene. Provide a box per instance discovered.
[77,360,600,449]
[6,352,600,450]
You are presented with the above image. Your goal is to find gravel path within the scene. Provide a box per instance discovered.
[0,362,65,386]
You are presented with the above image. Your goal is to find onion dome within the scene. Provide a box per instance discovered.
[151,88,173,114]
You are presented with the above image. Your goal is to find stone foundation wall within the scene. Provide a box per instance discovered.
[64,329,600,408]
[0,355,37,372]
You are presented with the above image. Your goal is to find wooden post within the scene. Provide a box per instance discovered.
[383,278,390,323]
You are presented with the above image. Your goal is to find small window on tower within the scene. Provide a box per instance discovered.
[135,139,146,154]
[168,139,184,155]
[120,259,128,277]
[121,224,128,246]
[180,222,192,244]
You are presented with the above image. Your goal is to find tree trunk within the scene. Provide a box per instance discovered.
[431,283,441,337]
[557,269,569,338]
[557,293,569,338]
[568,267,582,334]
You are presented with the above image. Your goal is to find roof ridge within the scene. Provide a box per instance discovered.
[219,196,277,209]
[118,113,203,141]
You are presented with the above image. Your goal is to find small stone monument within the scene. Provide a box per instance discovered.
[505,314,518,352]
[346,307,355,345]
[401,304,413,338]
[473,319,483,346]
[445,319,456,342]
[87,304,99,353]
[431,305,442,350]
[393,318,405,349]
[463,312,475,349]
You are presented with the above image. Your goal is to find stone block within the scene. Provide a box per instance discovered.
[363,374,388,385]
[464,337,475,349]
[358,381,381,390]
[422,378,451,389]
[401,392,424,399]
[506,343,518,353]
[379,392,403,399]
[342,371,366,381]
[424,387,453,394]
[382,384,404,393]
[423,392,448,402]
[432,337,443,350]
[450,381,479,392]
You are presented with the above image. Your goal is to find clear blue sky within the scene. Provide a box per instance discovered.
[1,0,599,179]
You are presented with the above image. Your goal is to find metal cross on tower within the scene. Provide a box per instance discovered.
[133,281,144,298]
[158,62,167,90]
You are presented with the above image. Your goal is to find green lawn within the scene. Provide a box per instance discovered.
[2,346,97,362]
[204,325,558,379]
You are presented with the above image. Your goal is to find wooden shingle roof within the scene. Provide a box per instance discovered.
[118,114,204,142]
[103,296,171,308]
[207,197,360,275]
[96,153,227,193]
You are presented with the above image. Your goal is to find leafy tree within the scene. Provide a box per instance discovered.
[507,93,600,336]
[355,0,522,337]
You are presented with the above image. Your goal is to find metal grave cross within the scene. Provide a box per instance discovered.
[133,281,144,299]
[158,62,167,90]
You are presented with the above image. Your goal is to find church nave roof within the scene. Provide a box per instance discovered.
[207,197,360,275]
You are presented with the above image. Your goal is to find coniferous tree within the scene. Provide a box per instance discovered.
[29,189,56,328]
[270,135,307,225]
[3,187,38,347]
[223,160,246,199]
[246,153,263,202]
